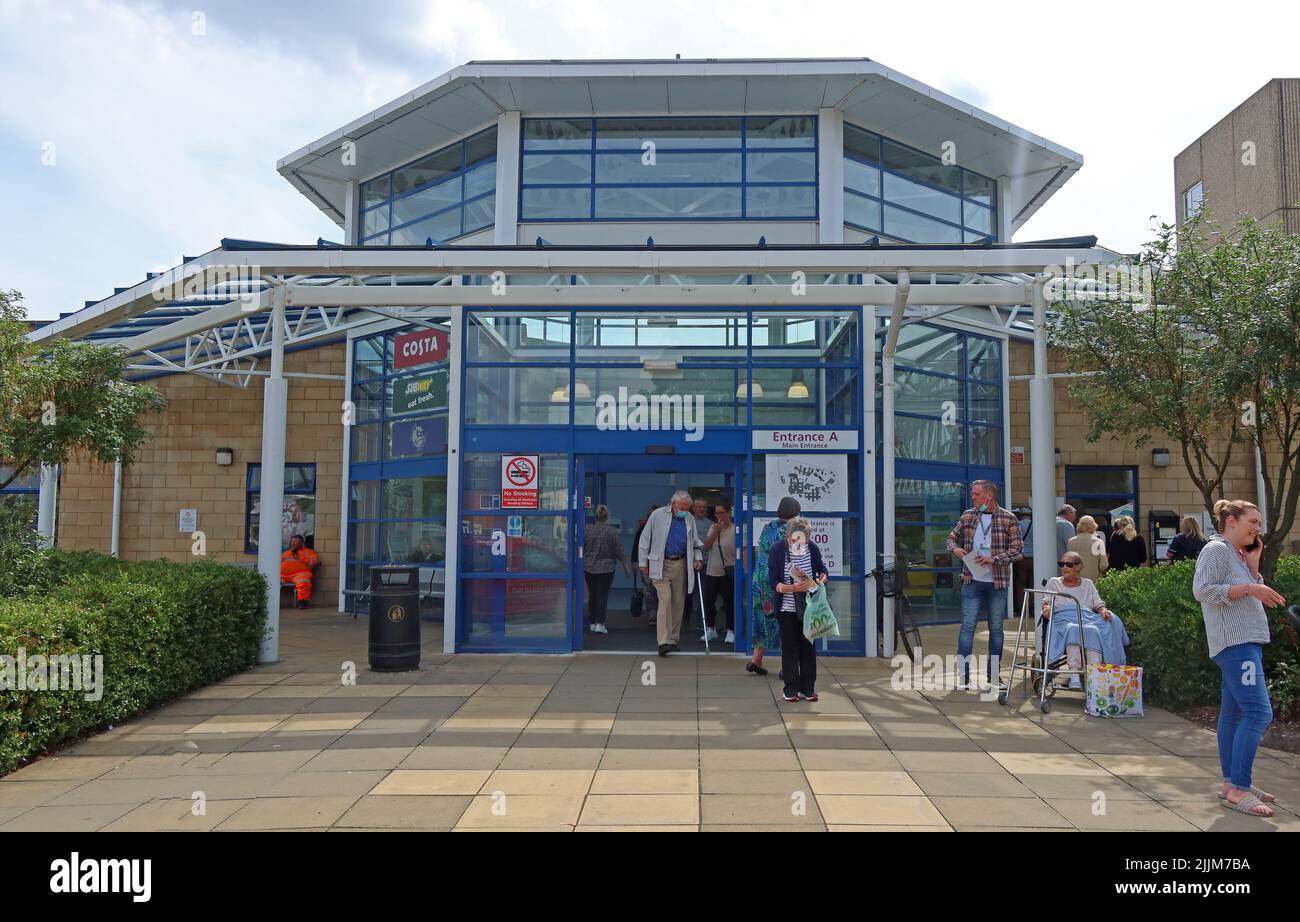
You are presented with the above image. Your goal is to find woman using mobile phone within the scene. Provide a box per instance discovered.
[768,517,830,703]
[1193,499,1287,817]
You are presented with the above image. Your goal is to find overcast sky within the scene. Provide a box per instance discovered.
[2,0,1296,321]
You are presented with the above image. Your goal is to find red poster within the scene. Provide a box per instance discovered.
[394,329,448,369]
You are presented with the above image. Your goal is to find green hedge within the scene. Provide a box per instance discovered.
[1098,555,1300,715]
[0,551,266,775]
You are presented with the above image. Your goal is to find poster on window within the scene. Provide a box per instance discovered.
[764,453,848,512]
[248,496,315,551]
[752,516,843,576]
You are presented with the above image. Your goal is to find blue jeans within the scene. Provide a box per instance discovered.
[958,579,1005,682]
[1211,643,1273,790]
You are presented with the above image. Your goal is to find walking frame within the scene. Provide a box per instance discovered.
[998,587,1087,714]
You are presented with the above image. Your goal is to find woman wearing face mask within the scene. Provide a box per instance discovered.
[749,496,801,676]
[768,516,829,702]
[1193,499,1287,817]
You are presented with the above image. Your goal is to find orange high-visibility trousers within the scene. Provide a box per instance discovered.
[284,570,313,602]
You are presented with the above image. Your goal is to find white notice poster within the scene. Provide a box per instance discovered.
[751,517,843,576]
[764,453,848,512]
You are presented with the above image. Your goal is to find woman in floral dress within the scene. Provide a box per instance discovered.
[748,496,800,676]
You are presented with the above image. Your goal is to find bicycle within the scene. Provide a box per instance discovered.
[870,560,924,662]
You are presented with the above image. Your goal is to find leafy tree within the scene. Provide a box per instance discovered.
[1053,212,1300,579]
[0,288,164,494]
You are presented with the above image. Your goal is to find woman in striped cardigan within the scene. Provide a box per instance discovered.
[1192,499,1287,817]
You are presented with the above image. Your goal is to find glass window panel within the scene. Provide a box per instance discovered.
[883,172,960,224]
[464,366,572,425]
[575,312,747,362]
[353,335,385,381]
[594,186,741,219]
[348,522,378,563]
[521,186,591,219]
[522,152,593,185]
[463,161,495,199]
[844,124,881,165]
[380,520,448,565]
[1067,467,1137,495]
[349,480,380,520]
[361,232,389,246]
[352,379,383,421]
[896,369,961,416]
[882,139,961,196]
[964,170,995,206]
[468,313,571,361]
[895,479,965,524]
[463,194,495,234]
[844,192,881,231]
[745,116,816,147]
[572,366,739,427]
[460,516,569,573]
[350,422,381,462]
[360,175,389,208]
[393,146,462,197]
[883,204,962,243]
[362,204,389,237]
[595,151,741,184]
[751,311,858,359]
[844,158,881,197]
[391,209,461,244]
[382,476,447,521]
[895,324,961,375]
[464,127,497,168]
[461,576,568,645]
[965,230,991,244]
[896,415,963,463]
[964,200,992,235]
[745,185,816,218]
[750,366,858,426]
[745,151,815,183]
[461,452,569,512]
[595,117,741,149]
[969,383,1002,424]
[391,178,462,226]
[524,118,593,149]
[968,337,1001,380]
[969,425,1001,466]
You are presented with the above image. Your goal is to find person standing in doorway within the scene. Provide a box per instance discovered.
[748,496,800,676]
[684,497,712,630]
[702,500,737,645]
[1067,515,1109,582]
[1055,505,1077,560]
[1168,515,1208,562]
[1012,507,1034,616]
[584,504,629,635]
[639,490,703,657]
[1107,515,1147,571]
[946,481,1023,688]
[769,517,829,701]
[1193,499,1286,817]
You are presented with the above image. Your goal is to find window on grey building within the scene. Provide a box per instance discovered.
[1182,181,1204,221]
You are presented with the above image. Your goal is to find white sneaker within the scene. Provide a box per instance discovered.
[703,627,718,642]
[725,630,735,644]
[589,624,600,633]
[597,623,609,634]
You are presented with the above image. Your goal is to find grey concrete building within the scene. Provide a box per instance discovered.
[1174,78,1300,230]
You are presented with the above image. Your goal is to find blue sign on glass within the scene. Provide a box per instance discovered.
[390,416,447,457]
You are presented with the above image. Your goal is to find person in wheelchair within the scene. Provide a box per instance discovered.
[1040,551,1130,690]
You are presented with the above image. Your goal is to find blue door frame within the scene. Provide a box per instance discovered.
[573,453,745,653]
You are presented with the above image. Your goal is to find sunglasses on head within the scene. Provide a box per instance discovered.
[1058,560,1080,567]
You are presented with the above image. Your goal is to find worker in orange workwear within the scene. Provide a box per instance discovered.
[280,534,319,608]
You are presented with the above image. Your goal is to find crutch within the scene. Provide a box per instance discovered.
[697,566,711,652]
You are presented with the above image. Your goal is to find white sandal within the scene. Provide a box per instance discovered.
[1221,792,1274,816]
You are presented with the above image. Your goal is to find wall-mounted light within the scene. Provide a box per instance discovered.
[1054,448,1062,467]
[786,370,809,400]
[1152,448,1171,467]
[550,381,592,403]
[215,448,234,466]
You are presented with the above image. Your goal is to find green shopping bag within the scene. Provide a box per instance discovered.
[802,586,840,642]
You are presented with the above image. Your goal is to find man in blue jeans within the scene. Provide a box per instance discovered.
[946,480,1023,689]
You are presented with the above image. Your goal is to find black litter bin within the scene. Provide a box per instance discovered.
[368,565,421,671]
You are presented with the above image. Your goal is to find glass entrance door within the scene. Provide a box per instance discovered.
[574,454,744,654]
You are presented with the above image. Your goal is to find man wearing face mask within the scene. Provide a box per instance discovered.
[945,480,1023,689]
[639,490,704,657]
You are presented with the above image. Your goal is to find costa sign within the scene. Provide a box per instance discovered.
[394,329,448,369]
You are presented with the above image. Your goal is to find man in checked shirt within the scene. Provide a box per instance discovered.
[945,480,1023,689]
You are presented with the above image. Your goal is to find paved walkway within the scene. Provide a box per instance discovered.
[2,613,1299,831]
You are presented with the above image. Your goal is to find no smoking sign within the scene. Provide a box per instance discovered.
[500,454,540,509]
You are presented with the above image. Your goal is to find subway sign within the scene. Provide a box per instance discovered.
[392,370,448,416]
[393,328,448,369]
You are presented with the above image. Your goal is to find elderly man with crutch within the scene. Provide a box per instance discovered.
[639,489,704,657]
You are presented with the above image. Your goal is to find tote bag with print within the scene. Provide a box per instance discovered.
[1084,663,1144,718]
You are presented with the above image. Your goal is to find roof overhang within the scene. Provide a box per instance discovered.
[277,58,1084,234]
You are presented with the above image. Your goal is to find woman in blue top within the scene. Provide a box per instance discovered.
[768,516,830,702]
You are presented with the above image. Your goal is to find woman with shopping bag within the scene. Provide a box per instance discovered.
[768,517,829,702]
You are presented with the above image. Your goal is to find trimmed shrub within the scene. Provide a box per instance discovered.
[1099,555,1300,713]
[0,552,266,775]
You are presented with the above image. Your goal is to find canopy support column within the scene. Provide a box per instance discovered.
[880,270,911,658]
[36,463,57,548]
[110,458,123,557]
[1029,277,1057,591]
[257,284,288,664]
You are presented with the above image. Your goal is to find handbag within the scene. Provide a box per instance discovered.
[629,570,644,617]
[1084,663,1144,718]
[802,584,840,642]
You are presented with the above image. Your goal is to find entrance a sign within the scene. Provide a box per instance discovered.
[501,455,540,509]
[393,328,448,369]
[752,429,859,451]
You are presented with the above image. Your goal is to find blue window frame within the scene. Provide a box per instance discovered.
[359,126,497,245]
[844,122,998,243]
[245,463,317,554]
[520,116,818,221]
[0,465,40,529]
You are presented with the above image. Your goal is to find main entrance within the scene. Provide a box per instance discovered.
[574,453,745,654]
